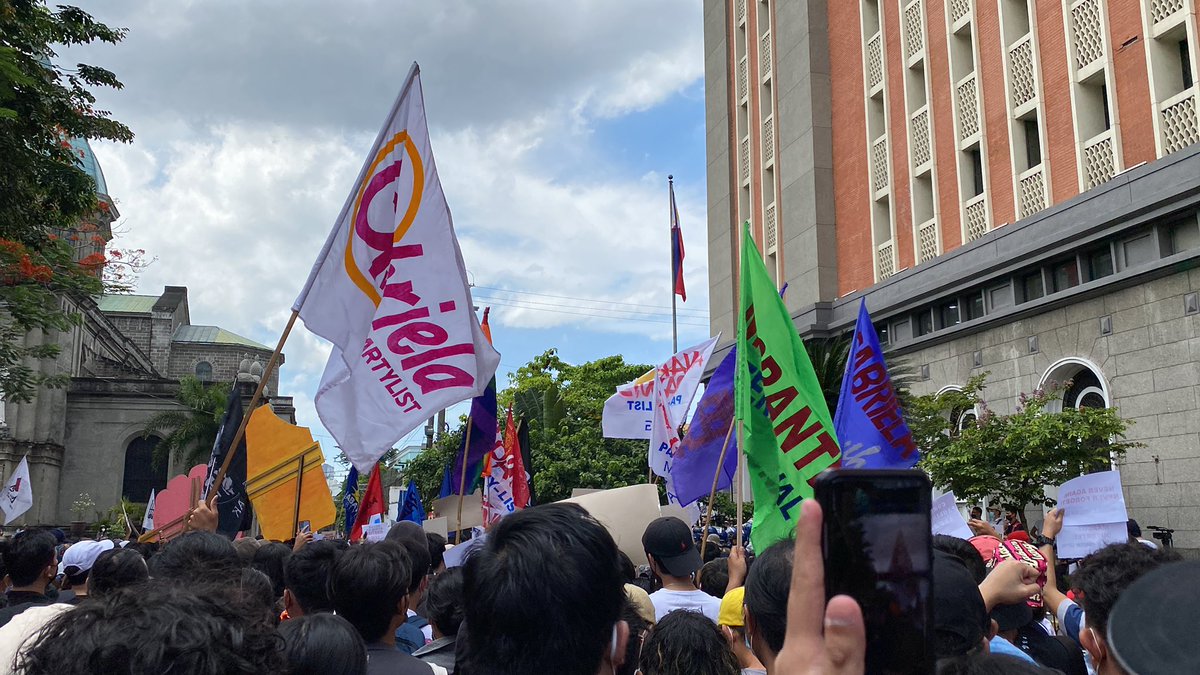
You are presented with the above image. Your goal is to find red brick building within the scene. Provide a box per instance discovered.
[705,0,1200,546]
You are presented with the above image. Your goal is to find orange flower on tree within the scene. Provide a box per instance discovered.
[79,252,107,270]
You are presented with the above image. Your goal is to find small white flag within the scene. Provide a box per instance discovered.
[1,455,33,525]
[603,335,720,440]
[142,489,156,531]
[293,62,499,471]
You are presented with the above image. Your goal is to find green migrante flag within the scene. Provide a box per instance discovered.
[735,222,841,551]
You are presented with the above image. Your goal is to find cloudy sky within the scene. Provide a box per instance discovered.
[62,1,712,469]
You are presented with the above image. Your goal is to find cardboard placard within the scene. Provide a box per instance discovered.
[432,490,484,532]
[422,516,449,539]
[562,484,665,566]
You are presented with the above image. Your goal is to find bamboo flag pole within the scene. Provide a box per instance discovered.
[735,419,745,549]
[291,455,305,536]
[455,414,473,541]
[698,419,736,562]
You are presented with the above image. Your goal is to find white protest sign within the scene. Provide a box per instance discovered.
[931,493,974,540]
[602,335,720,440]
[1058,471,1127,527]
[1057,522,1128,559]
[432,490,484,532]
[562,483,664,566]
[362,522,388,542]
[422,516,448,539]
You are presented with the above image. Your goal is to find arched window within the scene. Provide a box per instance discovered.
[1039,358,1112,474]
[122,436,168,503]
[194,361,213,381]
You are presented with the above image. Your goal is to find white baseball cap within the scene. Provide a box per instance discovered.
[58,539,116,577]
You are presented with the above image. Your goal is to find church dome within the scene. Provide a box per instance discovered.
[67,136,108,197]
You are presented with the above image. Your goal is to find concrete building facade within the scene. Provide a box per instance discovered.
[705,0,1200,546]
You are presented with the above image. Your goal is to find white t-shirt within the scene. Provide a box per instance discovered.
[647,589,722,623]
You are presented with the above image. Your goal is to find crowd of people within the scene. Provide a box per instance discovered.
[0,497,1191,674]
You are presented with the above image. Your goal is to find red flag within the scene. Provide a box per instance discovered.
[506,407,531,510]
[670,181,686,302]
[349,463,385,542]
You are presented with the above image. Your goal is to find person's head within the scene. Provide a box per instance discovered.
[642,517,702,582]
[424,566,465,638]
[234,567,278,625]
[232,537,261,565]
[251,541,292,600]
[461,503,628,675]
[617,550,637,583]
[1004,508,1020,522]
[3,529,57,588]
[426,531,447,574]
[329,541,411,644]
[743,539,792,665]
[1072,542,1182,672]
[1106,560,1200,675]
[283,539,344,617]
[385,521,432,596]
[969,506,983,520]
[14,582,285,674]
[278,612,367,675]
[932,551,991,660]
[717,585,758,667]
[637,609,739,675]
[936,652,1057,674]
[618,598,649,675]
[932,535,987,584]
[1125,519,1142,540]
[699,558,729,599]
[89,548,149,599]
[60,539,116,588]
[148,531,239,584]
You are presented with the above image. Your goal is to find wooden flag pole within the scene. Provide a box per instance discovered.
[735,419,745,549]
[207,309,300,506]
[455,414,473,542]
[291,455,305,536]
[698,419,736,562]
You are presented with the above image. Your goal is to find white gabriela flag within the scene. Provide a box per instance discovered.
[294,63,500,471]
[602,334,721,440]
[648,335,720,478]
[1,455,33,525]
[143,489,156,531]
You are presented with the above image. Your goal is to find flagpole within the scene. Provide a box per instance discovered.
[291,455,305,536]
[207,309,299,506]
[698,419,736,561]
[455,414,473,541]
[735,419,745,548]
[669,175,678,354]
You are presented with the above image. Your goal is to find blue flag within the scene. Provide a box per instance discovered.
[833,299,918,469]
[438,378,498,498]
[399,479,426,524]
[670,348,738,506]
[342,466,360,533]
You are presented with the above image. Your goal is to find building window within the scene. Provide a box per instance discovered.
[963,292,985,321]
[875,322,890,346]
[1050,259,1081,292]
[194,361,213,382]
[122,436,168,503]
[988,283,1014,310]
[1085,245,1114,280]
[1181,39,1194,90]
[968,148,984,197]
[915,309,935,337]
[1167,218,1200,254]
[1121,232,1156,268]
[938,300,961,328]
[1022,117,1041,168]
[1019,271,1045,303]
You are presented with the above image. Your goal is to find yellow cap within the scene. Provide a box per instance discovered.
[718,586,745,627]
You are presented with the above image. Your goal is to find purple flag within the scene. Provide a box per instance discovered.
[833,299,918,469]
[439,377,497,498]
[671,348,738,506]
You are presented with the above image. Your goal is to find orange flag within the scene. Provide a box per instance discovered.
[245,407,336,541]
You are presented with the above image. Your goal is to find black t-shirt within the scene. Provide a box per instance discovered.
[0,591,53,628]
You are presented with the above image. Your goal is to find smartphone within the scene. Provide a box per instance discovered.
[299,520,311,535]
[815,469,933,675]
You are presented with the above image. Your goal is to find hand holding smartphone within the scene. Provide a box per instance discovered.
[815,469,934,675]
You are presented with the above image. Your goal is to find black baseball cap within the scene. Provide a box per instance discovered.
[1108,560,1200,674]
[933,551,989,658]
[642,517,702,577]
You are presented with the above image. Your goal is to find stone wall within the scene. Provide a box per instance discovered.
[167,344,278,395]
[903,268,1200,548]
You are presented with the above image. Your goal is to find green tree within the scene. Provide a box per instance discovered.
[141,376,230,468]
[0,0,134,402]
[918,374,1140,519]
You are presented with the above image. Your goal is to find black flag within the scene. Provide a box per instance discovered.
[517,415,536,506]
[202,382,253,538]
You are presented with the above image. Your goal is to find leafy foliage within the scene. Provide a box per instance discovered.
[141,376,230,468]
[0,1,135,401]
[917,374,1140,514]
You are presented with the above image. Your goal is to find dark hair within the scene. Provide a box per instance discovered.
[89,548,148,598]
[4,529,56,587]
[743,539,792,655]
[15,582,285,674]
[251,542,292,600]
[278,612,367,675]
[1126,519,1142,538]
[699,558,729,599]
[461,503,624,675]
[933,535,987,585]
[638,609,739,675]
[125,541,158,562]
[1072,542,1182,635]
[232,538,260,566]
[235,567,278,625]
[425,567,465,637]
[148,531,239,584]
[618,550,637,583]
[330,542,411,643]
[618,599,649,675]
[385,522,432,592]
[426,532,446,572]
[936,652,1055,674]
[284,540,343,615]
